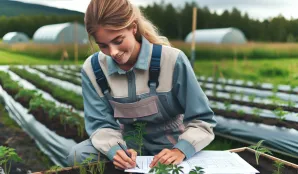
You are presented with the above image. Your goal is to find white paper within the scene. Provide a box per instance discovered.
[125,151,259,174]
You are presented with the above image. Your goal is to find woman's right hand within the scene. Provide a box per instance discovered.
[113,149,137,170]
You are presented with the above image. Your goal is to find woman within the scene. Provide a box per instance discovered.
[67,0,217,170]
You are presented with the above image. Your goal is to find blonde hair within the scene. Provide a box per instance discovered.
[84,0,171,46]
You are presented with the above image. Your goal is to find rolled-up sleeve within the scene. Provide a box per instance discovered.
[82,69,126,161]
[172,51,217,159]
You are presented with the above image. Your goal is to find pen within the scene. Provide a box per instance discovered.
[117,141,140,169]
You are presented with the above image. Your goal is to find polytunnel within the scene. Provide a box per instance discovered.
[33,22,88,44]
[185,27,247,44]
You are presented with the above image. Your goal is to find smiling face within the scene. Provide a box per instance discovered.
[94,24,139,65]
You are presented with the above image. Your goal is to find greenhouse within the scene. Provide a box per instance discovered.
[185,27,247,44]
[2,32,29,44]
[33,22,88,44]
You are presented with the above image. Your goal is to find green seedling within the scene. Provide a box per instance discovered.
[124,122,147,156]
[0,146,22,174]
[189,166,205,174]
[249,140,272,165]
[237,110,245,117]
[46,165,63,174]
[248,95,256,103]
[273,160,285,174]
[224,101,232,111]
[273,107,287,121]
[252,108,262,118]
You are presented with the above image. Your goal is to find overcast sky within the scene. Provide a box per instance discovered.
[13,0,298,21]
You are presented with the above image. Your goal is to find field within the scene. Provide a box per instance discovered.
[0,41,298,172]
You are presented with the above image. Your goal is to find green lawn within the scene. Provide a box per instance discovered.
[0,50,84,65]
[194,58,298,86]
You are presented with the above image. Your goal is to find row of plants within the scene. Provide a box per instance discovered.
[9,67,84,110]
[209,102,298,130]
[60,65,82,74]
[197,76,298,95]
[48,66,81,79]
[0,71,88,142]
[200,83,296,106]
[31,66,81,86]
[205,91,298,113]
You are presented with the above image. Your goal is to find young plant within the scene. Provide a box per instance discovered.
[273,107,287,121]
[249,140,272,165]
[252,108,262,118]
[287,99,295,108]
[46,165,63,174]
[0,146,22,174]
[189,166,205,174]
[224,101,232,111]
[149,162,171,174]
[123,122,147,156]
[237,109,245,117]
[273,160,285,174]
[248,94,256,103]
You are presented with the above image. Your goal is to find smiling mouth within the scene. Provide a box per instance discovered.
[115,53,124,59]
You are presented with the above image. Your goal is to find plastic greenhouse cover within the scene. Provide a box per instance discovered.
[214,115,298,157]
[210,100,298,122]
[0,66,83,117]
[0,86,76,167]
[36,65,81,82]
[202,82,298,103]
[204,89,298,109]
[22,66,82,96]
[198,76,298,93]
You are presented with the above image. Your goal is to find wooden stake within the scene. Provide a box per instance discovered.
[190,7,197,68]
[74,21,78,65]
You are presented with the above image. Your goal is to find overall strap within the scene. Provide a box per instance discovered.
[91,52,112,101]
[148,44,162,95]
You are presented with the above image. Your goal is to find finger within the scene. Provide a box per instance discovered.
[113,160,126,170]
[116,150,135,167]
[157,153,172,165]
[163,156,176,165]
[113,154,133,169]
[127,149,137,162]
[172,156,184,165]
[150,149,170,167]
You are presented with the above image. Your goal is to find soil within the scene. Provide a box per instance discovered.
[0,104,53,173]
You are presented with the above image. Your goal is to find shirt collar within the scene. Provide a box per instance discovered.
[107,35,151,75]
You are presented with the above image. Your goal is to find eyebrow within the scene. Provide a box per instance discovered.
[96,35,123,45]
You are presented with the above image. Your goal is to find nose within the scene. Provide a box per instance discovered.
[109,45,119,58]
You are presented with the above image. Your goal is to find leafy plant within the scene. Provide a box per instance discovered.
[248,94,256,103]
[0,146,22,174]
[273,160,285,174]
[149,162,174,174]
[123,122,147,156]
[273,107,287,121]
[224,101,232,111]
[252,108,262,118]
[237,109,245,117]
[46,165,63,174]
[189,166,205,174]
[249,140,272,165]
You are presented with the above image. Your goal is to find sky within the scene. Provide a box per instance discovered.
[12,0,298,21]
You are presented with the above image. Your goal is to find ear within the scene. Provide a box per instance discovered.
[132,22,137,34]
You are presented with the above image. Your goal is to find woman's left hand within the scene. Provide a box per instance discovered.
[149,148,185,168]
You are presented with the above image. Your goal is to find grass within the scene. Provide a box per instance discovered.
[194,57,298,86]
[0,50,84,65]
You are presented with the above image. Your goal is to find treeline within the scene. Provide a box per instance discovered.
[1,1,298,42]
